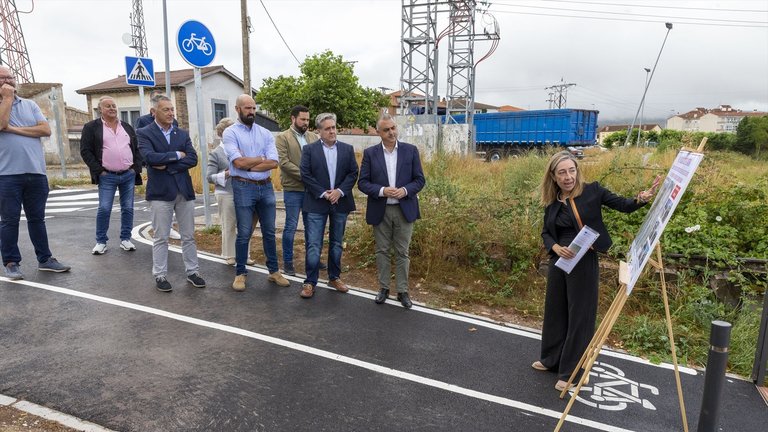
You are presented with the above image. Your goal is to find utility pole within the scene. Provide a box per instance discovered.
[545,78,576,109]
[241,0,252,95]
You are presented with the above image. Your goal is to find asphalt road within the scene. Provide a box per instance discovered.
[0,189,765,431]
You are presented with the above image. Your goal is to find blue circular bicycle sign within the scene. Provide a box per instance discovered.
[177,20,216,67]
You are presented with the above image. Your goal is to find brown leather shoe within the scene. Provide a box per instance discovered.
[232,274,246,292]
[328,278,349,293]
[268,271,290,287]
[300,283,315,298]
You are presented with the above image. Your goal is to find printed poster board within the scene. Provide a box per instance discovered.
[625,150,704,293]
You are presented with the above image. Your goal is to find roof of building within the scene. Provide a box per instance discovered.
[671,105,768,120]
[498,105,525,112]
[76,65,250,94]
[17,83,61,98]
[599,124,661,133]
[385,91,499,110]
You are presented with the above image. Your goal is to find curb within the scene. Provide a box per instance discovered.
[0,394,114,432]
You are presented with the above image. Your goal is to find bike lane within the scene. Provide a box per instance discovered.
[0,195,765,431]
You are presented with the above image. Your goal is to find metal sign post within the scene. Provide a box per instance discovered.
[177,20,216,227]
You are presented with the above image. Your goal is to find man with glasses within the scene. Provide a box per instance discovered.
[0,66,71,280]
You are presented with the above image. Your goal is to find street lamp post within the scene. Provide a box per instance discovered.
[625,22,673,146]
[637,67,651,145]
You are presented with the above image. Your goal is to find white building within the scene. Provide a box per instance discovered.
[76,65,275,145]
[666,105,766,134]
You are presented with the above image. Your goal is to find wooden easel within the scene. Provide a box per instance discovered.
[554,138,708,432]
[553,247,689,432]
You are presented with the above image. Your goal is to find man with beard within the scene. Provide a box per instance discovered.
[222,94,289,291]
[275,105,318,276]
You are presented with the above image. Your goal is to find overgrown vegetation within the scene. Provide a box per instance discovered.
[346,146,767,379]
[603,115,768,159]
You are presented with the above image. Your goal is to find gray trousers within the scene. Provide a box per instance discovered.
[374,205,414,293]
[150,195,199,278]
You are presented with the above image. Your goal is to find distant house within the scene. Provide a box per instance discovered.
[498,105,524,112]
[666,105,767,134]
[383,90,499,116]
[597,124,662,145]
[76,65,277,147]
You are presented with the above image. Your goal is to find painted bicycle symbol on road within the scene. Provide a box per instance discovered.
[181,33,213,56]
[570,362,660,411]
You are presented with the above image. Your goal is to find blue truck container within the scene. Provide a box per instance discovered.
[447,109,599,160]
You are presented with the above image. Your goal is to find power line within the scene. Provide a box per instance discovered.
[491,2,768,25]
[487,8,768,28]
[258,0,301,65]
[533,0,768,14]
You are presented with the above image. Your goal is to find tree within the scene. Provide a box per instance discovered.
[256,51,389,130]
[735,115,768,158]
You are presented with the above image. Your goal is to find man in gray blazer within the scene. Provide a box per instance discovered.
[275,105,318,276]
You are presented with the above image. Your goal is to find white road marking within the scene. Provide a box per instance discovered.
[48,192,100,201]
[3,276,635,432]
[133,222,698,376]
[48,189,87,195]
[46,201,100,207]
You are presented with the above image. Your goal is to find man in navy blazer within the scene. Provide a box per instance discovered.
[358,114,425,308]
[298,112,358,299]
[137,95,205,292]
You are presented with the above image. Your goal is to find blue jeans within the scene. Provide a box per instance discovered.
[282,190,306,265]
[96,171,135,243]
[304,210,348,286]
[0,174,52,265]
[233,180,278,275]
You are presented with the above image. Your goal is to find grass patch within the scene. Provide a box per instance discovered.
[347,146,767,378]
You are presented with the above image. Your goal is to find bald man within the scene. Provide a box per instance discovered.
[222,95,289,291]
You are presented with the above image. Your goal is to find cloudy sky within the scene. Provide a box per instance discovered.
[13,0,768,123]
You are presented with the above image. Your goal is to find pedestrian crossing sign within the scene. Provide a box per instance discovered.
[125,56,155,86]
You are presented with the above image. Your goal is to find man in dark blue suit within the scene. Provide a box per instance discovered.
[133,91,179,130]
[358,114,425,308]
[137,95,205,292]
[298,113,358,299]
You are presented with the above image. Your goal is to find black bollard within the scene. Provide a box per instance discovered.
[697,320,732,432]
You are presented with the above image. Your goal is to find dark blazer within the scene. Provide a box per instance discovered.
[358,142,425,225]
[542,182,645,255]
[79,118,143,185]
[137,123,198,202]
[134,113,178,131]
[300,140,358,214]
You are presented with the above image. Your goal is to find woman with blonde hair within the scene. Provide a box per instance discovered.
[533,151,659,391]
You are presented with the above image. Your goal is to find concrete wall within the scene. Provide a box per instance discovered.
[27,86,71,164]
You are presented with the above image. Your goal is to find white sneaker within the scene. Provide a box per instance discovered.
[169,228,181,240]
[92,243,107,255]
[120,239,136,251]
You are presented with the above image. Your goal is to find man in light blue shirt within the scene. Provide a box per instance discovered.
[0,66,71,279]
[223,94,289,291]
